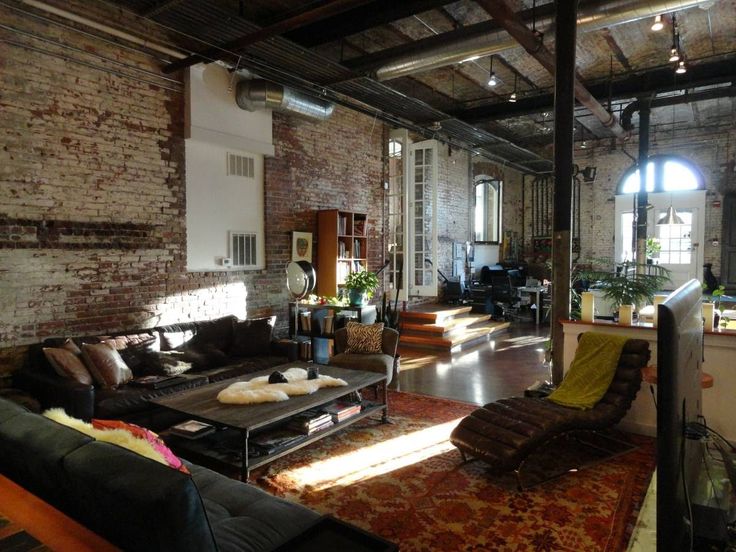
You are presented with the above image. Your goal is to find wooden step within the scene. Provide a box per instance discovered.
[399,304,473,324]
[401,313,492,336]
[400,321,510,352]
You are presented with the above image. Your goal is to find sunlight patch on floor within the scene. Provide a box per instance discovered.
[399,355,441,372]
[495,334,548,352]
[278,419,464,491]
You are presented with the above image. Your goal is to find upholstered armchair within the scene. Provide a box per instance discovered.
[329,326,400,387]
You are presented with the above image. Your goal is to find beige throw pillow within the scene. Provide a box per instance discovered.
[43,347,93,385]
[81,343,133,388]
[345,321,384,354]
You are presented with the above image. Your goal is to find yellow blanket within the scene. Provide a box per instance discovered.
[547,332,629,410]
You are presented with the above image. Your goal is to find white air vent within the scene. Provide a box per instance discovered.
[227,152,255,178]
[230,232,257,267]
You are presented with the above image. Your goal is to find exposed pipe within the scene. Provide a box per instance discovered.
[236,80,335,120]
[20,0,186,59]
[476,0,627,137]
[375,0,713,81]
[621,85,736,130]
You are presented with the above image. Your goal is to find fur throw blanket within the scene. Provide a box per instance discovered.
[217,367,348,405]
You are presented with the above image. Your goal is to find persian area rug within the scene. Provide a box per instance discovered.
[254,391,655,552]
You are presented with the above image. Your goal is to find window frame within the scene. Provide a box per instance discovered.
[616,154,705,195]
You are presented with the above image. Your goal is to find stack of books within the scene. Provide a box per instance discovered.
[288,409,334,435]
[249,429,304,454]
[323,401,362,423]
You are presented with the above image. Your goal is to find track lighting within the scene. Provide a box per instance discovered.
[651,14,664,31]
[675,59,687,74]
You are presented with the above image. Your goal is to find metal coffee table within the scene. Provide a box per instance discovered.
[150,362,388,480]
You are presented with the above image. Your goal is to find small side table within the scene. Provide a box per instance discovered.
[641,366,714,389]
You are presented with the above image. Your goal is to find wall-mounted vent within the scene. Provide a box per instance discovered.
[230,231,257,267]
[227,153,255,179]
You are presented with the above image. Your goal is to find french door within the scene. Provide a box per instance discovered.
[408,140,438,297]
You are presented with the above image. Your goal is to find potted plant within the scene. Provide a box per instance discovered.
[344,269,379,306]
[645,237,661,264]
[582,259,671,322]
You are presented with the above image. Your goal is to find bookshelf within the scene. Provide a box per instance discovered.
[317,209,368,297]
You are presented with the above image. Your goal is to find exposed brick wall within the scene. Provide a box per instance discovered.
[0,1,385,373]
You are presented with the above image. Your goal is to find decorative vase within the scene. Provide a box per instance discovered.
[348,289,367,306]
[618,304,634,326]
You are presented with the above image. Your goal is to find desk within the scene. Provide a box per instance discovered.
[517,286,546,325]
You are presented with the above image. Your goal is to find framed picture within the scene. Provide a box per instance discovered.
[292,231,313,262]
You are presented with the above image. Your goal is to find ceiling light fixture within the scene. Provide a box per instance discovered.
[509,74,518,103]
[675,59,687,74]
[669,47,680,62]
[657,205,685,225]
[488,56,497,87]
[651,14,664,31]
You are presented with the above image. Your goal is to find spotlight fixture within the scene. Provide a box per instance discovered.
[487,55,498,87]
[669,47,680,62]
[675,59,687,74]
[651,14,664,31]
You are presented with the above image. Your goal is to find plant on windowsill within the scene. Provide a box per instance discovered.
[645,237,661,264]
[581,258,671,321]
[344,269,379,307]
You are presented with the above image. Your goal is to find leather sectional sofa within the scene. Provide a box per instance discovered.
[13,315,296,429]
[0,396,320,551]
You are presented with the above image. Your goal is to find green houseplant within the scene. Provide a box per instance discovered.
[645,237,661,263]
[581,259,671,317]
[344,269,379,306]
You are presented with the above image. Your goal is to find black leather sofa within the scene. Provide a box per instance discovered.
[0,397,319,552]
[14,315,297,429]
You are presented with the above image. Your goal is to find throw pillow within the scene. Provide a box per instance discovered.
[43,347,93,385]
[345,321,384,354]
[43,409,188,474]
[115,335,162,374]
[80,343,134,388]
[158,329,195,351]
[229,316,276,357]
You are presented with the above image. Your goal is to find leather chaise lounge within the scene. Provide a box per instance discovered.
[450,337,650,485]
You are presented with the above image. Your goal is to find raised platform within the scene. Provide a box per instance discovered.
[399,304,510,352]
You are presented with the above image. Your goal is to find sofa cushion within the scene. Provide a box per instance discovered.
[197,356,291,383]
[43,347,93,385]
[190,315,236,352]
[230,316,275,358]
[0,403,93,508]
[345,321,384,354]
[81,343,134,388]
[95,374,208,418]
[189,463,319,552]
[63,441,217,552]
[130,351,194,377]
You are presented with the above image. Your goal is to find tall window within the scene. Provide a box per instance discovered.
[474,177,502,243]
[614,155,705,289]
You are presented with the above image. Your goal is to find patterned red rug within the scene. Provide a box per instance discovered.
[254,391,654,552]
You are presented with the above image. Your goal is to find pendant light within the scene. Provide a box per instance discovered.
[675,59,687,74]
[488,56,498,87]
[669,15,680,62]
[651,14,664,31]
[657,205,684,225]
[509,74,517,103]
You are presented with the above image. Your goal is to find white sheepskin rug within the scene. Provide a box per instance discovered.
[217,367,348,405]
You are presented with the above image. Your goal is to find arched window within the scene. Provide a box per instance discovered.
[617,155,704,194]
[614,155,706,290]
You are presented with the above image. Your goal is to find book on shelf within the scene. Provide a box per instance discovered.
[288,409,334,434]
[169,420,215,439]
[130,375,185,389]
[338,214,347,235]
[323,401,362,423]
[323,315,334,335]
[249,428,304,454]
[354,218,365,236]
[298,340,312,360]
[299,311,311,332]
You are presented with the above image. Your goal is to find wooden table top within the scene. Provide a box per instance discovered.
[150,362,385,431]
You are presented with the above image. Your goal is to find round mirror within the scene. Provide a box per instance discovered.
[286,261,316,300]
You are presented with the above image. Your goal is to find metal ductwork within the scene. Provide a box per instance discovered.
[236,80,335,120]
[375,0,714,81]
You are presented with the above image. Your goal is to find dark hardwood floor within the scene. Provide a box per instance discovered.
[396,322,550,406]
